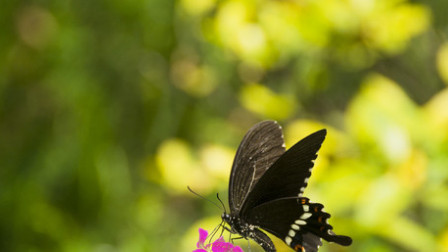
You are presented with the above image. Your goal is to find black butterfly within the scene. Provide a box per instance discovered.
[222,121,352,252]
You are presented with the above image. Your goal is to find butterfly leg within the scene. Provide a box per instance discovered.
[230,236,244,242]
[223,225,235,235]
[223,225,242,244]
[208,221,226,244]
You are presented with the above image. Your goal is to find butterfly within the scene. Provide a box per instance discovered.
[221,121,352,252]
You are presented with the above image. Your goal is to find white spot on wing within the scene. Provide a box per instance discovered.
[298,187,305,197]
[288,230,296,237]
[300,213,312,219]
[303,205,309,212]
[291,224,300,230]
[295,219,306,225]
[285,236,292,246]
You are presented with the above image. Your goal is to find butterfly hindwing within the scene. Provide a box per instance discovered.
[245,197,352,251]
[228,121,285,213]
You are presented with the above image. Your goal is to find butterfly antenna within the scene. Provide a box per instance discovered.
[216,193,227,214]
[187,186,223,211]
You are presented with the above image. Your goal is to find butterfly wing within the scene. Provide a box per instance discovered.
[240,129,326,214]
[228,121,286,213]
[246,197,352,251]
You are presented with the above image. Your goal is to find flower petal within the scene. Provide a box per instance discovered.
[212,240,244,252]
[214,237,225,243]
[197,228,209,248]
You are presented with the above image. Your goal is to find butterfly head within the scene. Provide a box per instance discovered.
[221,213,231,224]
[222,212,241,235]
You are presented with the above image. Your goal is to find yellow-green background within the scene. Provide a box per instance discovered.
[2,0,448,251]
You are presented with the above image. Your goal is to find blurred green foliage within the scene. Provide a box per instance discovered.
[1,0,448,251]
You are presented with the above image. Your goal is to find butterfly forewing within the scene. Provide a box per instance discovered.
[228,121,285,213]
[240,129,326,213]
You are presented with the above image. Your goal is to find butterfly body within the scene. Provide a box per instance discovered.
[224,121,352,252]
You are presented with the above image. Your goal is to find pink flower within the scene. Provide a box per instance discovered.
[194,228,210,252]
[194,228,244,252]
